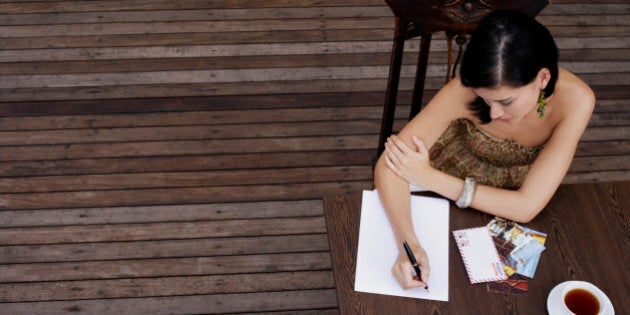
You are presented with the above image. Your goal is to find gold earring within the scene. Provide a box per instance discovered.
[537,90,546,119]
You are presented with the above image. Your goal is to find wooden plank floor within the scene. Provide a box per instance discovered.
[0,95,374,314]
[0,1,629,314]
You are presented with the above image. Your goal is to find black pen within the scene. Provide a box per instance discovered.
[402,240,429,292]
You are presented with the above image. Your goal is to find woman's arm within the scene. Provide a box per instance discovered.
[374,147,428,289]
[470,74,595,222]
[373,78,473,289]
[386,72,595,223]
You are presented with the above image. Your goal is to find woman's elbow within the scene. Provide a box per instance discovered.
[373,154,388,186]
[514,203,546,224]
[515,213,536,224]
[506,187,550,223]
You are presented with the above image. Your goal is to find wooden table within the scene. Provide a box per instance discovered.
[323,182,629,314]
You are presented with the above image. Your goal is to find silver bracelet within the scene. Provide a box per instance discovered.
[456,177,477,208]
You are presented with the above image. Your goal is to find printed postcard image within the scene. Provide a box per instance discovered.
[486,217,547,279]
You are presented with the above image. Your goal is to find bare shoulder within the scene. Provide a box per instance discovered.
[554,68,595,119]
[398,77,476,146]
[543,68,595,148]
[415,77,477,122]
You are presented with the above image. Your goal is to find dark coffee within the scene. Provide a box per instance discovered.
[564,288,600,315]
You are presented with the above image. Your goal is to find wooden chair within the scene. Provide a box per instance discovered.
[377,0,549,157]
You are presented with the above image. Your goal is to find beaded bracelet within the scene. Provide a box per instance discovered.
[456,177,477,208]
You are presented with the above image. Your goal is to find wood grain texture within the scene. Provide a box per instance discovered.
[323,182,630,314]
[0,1,627,313]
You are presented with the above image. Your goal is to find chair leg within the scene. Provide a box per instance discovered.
[377,35,406,158]
[445,33,454,85]
[410,34,432,120]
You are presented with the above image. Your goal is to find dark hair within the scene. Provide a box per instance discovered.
[460,10,558,123]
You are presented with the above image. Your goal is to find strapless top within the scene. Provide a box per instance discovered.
[429,119,543,189]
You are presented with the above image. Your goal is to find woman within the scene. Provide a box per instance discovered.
[373,10,595,291]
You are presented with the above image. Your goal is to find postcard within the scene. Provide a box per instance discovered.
[487,273,529,295]
[486,217,547,278]
[452,227,508,284]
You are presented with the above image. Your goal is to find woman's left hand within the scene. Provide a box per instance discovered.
[384,135,432,187]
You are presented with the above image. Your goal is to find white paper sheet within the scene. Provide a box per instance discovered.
[354,189,450,301]
[410,183,427,192]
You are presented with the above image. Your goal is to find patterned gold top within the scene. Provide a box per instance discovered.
[429,119,543,189]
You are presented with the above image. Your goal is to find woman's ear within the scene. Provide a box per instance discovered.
[538,68,551,90]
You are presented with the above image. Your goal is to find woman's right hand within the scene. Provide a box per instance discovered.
[391,241,430,290]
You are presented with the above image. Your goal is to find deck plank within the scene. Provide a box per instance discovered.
[0,290,339,315]
[0,1,627,313]
[0,234,331,264]
[0,252,333,282]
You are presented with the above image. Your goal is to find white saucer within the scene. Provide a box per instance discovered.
[547,281,615,315]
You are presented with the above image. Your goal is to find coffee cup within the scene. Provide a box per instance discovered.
[558,281,610,315]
